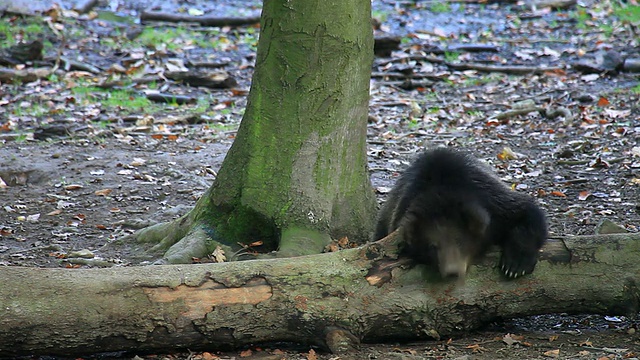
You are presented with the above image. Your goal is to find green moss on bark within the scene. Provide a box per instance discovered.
[135,0,376,262]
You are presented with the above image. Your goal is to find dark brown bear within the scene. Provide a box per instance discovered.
[373,148,547,278]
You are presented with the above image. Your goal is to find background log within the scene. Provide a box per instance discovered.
[0,232,639,357]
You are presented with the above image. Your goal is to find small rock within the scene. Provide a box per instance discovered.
[595,219,628,235]
[574,93,595,103]
[68,249,95,259]
[623,58,640,73]
[572,50,624,75]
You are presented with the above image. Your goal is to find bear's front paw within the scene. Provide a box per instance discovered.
[499,252,537,279]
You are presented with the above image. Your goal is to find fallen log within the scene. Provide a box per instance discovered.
[446,62,563,74]
[0,232,639,357]
[0,67,53,83]
[140,11,260,27]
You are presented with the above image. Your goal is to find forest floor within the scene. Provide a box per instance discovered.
[1,0,640,359]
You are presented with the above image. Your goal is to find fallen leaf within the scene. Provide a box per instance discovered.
[543,349,560,357]
[68,249,94,259]
[581,73,600,82]
[211,246,226,263]
[239,349,252,357]
[578,191,592,201]
[57,200,75,209]
[94,188,112,196]
[502,333,523,345]
[497,147,517,161]
[590,157,610,168]
[130,158,146,167]
[231,89,248,96]
[542,46,560,58]
[165,58,189,72]
[325,243,339,252]
[604,109,630,118]
[307,349,317,360]
[551,190,567,197]
[200,352,219,360]
[466,344,487,353]
[338,236,349,247]
[64,184,83,190]
[597,96,610,106]
[46,209,63,216]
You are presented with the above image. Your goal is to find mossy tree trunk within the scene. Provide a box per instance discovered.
[134,0,377,263]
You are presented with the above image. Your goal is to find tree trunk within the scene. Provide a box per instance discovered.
[131,0,377,264]
[2,233,639,357]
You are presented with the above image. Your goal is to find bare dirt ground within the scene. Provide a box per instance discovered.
[1,0,640,359]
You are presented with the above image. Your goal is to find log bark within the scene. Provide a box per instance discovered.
[1,233,639,357]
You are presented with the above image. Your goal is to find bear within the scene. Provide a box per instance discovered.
[373,147,547,279]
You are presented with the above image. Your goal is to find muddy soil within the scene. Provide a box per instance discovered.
[1,0,639,359]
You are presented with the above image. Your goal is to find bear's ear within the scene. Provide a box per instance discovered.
[463,202,490,237]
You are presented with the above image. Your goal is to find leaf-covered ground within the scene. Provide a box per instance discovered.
[0,0,639,358]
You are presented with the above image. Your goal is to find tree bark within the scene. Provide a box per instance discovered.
[2,233,639,357]
[131,0,377,264]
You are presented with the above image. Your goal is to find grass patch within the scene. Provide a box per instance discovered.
[138,27,188,51]
[407,118,421,130]
[571,9,592,30]
[0,17,49,47]
[372,10,388,23]
[103,90,153,110]
[430,1,451,13]
[193,98,211,114]
[444,51,460,63]
[72,85,155,113]
[204,122,237,132]
[135,26,251,52]
[614,4,640,23]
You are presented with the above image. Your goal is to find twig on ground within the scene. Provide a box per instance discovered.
[140,11,260,27]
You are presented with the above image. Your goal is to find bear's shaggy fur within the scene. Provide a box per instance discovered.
[374,148,547,278]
